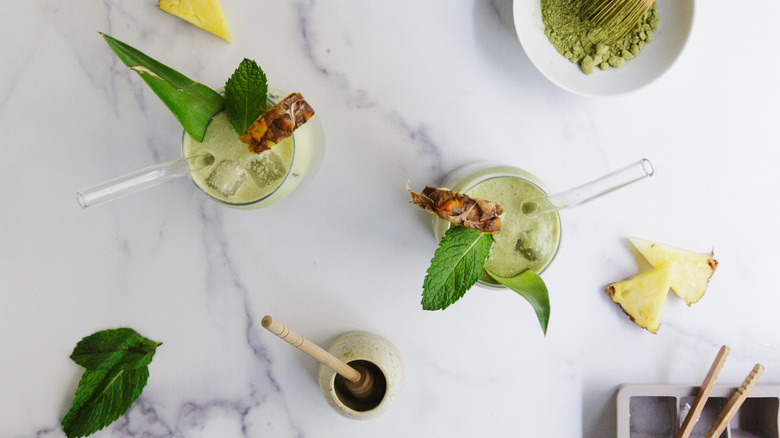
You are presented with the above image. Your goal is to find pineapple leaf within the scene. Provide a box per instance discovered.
[101,33,224,142]
[422,226,493,310]
[486,269,550,335]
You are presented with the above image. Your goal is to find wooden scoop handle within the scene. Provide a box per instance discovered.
[261,315,362,383]
[705,363,765,438]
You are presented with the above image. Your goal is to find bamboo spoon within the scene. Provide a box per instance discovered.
[261,316,376,400]
[676,346,730,438]
[705,363,765,438]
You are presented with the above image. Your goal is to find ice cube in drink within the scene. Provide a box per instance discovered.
[206,160,247,198]
[247,150,286,189]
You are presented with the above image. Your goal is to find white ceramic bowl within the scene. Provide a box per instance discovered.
[513,0,695,96]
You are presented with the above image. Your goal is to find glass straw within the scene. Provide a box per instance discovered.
[77,153,214,209]
[521,158,654,217]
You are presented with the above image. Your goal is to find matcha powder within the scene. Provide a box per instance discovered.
[540,0,659,74]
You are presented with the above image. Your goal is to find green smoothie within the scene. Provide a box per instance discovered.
[468,177,560,279]
[434,164,562,284]
[183,111,293,203]
[181,90,325,209]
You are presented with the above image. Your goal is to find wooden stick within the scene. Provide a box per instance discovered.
[261,316,378,400]
[705,363,765,438]
[261,315,362,382]
[676,346,730,438]
[345,363,375,398]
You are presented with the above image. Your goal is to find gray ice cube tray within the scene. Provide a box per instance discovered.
[617,384,780,438]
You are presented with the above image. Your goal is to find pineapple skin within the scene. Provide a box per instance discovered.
[629,237,717,306]
[157,0,233,43]
[606,265,674,334]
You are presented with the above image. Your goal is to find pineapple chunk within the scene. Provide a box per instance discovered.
[630,237,717,306]
[157,0,233,43]
[606,265,674,334]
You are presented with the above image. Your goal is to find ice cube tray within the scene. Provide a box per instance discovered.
[617,385,780,438]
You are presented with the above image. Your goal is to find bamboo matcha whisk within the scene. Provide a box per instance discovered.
[579,0,655,44]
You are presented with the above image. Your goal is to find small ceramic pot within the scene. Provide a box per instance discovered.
[318,331,404,419]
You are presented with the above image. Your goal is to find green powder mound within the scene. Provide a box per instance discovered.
[540,1,659,75]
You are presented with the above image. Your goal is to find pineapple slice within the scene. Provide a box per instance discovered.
[606,265,674,334]
[157,0,233,43]
[630,237,717,306]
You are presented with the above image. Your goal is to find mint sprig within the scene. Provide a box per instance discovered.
[70,327,160,371]
[224,58,268,135]
[422,226,552,335]
[101,33,225,142]
[422,226,494,310]
[486,269,550,335]
[62,328,160,438]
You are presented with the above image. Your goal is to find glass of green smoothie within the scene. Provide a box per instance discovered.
[181,88,325,209]
[432,162,563,287]
[77,100,323,210]
[76,35,325,210]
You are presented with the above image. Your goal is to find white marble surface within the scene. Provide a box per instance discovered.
[1,1,779,437]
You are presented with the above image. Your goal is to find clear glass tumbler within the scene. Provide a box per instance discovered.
[432,162,563,287]
[181,88,326,209]
[78,88,325,210]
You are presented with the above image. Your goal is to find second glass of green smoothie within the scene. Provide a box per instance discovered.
[433,162,562,287]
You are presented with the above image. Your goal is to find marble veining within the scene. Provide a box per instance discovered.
[2,0,780,437]
[196,204,302,437]
[293,0,444,177]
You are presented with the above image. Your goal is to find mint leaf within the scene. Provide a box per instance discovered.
[486,269,550,335]
[70,328,160,371]
[62,328,160,438]
[62,367,149,438]
[224,58,268,135]
[101,33,224,142]
[422,226,493,310]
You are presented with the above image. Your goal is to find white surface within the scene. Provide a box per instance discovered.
[514,0,695,96]
[0,1,778,437]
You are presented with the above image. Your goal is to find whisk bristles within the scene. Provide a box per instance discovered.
[579,0,655,43]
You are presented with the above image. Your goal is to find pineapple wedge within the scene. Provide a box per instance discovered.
[606,265,674,334]
[630,237,717,306]
[157,0,233,43]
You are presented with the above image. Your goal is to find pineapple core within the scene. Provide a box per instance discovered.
[157,0,233,43]
[630,237,717,306]
[606,265,674,334]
